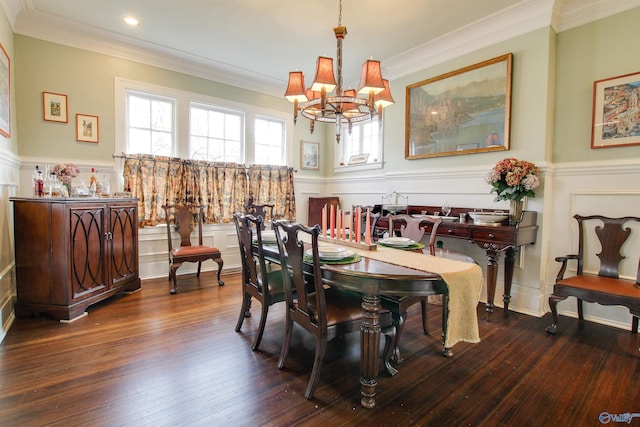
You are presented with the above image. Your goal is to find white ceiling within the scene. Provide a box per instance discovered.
[3,0,640,97]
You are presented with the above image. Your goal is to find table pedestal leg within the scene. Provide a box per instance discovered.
[360,293,381,409]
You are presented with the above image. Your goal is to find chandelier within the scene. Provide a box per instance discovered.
[284,0,394,143]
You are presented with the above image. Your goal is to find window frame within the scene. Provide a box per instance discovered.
[334,120,384,173]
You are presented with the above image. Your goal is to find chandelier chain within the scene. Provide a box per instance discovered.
[338,0,342,26]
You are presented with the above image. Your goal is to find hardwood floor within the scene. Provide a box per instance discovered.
[1,271,639,426]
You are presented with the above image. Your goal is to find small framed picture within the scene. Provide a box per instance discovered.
[43,92,68,123]
[76,114,99,143]
[348,153,369,165]
[591,71,640,149]
[301,140,319,170]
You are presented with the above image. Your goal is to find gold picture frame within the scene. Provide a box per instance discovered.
[76,113,99,143]
[406,53,513,159]
[43,91,68,123]
[591,71,640,149]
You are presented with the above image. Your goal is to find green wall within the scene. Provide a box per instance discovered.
[14,35,323,166]
[0,5,16,155]
[323,27,554,176]
[554,7,640,162]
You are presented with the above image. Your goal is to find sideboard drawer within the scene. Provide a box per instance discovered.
[470,228,516,245]
[437,224,470,239]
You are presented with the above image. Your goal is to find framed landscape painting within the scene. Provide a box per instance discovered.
[591,71,640,149]
[43,91,68,123]
[405,53,512,159]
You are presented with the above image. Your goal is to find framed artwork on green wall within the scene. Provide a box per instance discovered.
[0,42,10,138]
[43,91,68,123]
[591,71,640,149]
[405,53,512,159]
[76,113,99,143]
[301,140,319,170]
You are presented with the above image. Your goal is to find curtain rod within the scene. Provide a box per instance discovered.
[112,153,297,172]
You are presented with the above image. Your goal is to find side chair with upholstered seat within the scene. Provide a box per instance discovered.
[546,215,640,342]
[272,220,396,399]
[162,204,224,294]
[233,212,286,351]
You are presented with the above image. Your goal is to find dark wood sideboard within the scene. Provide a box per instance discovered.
[11,197,141,321]
[375,205,538,314]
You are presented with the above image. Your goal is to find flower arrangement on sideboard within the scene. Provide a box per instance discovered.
[52,163,80,184]
[485,158,540,202]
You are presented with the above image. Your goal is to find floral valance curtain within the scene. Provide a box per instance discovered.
[122,154,296,227]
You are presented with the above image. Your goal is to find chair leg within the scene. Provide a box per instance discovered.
[235,293,251,333]
[305,338,327,399]
[391,310,407,364]
[169,265,180,294]
[632,316,639,334]
[251,300,269,351]
[382,325,398,376]
[196,261,202,277]
[577,298,584,321]
[420,298,429,335]
[215,258,224,286]
[277,318,294,370]
[546,294,565,334]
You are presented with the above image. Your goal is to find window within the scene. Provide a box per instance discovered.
[335,120,383,172]
[126,91,175,156]
[116,78,293,168]
[254,116,286,165]
[190,103,243,162]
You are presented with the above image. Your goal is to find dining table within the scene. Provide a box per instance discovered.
[258,233,483,409]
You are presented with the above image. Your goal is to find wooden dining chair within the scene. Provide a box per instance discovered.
[244,196,275,229]
[546,215,640,340]
[162,204,224,294]
[233,212,286,351]
[272,220,396,399]
[381,214,450,362]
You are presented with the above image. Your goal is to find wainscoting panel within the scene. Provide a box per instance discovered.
[546,159,640,330]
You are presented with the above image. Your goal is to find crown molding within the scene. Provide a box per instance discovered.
[383,0,554,81]
[556,0,640,32]
[5,0,640,97]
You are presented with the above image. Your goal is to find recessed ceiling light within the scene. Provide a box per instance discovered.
[123,16,139,26]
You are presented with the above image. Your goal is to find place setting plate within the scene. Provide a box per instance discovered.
[377,237,415,247]
[306,245,354,260]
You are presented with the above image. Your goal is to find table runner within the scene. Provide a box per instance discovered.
[345,244,483,348]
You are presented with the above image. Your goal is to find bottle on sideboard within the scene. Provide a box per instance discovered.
[32,165,44,197]
[89,167,97,197]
